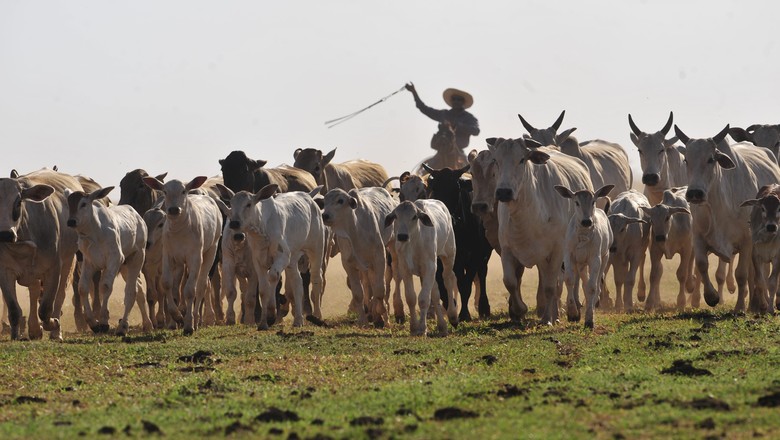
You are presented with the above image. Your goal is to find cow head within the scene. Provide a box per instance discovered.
[384,200,433,243]
[730,124,780,160]
[66,186,114,229]
[431,122,456,152]
[119,169,167,215]
[224,184,278,237]
[487,137,549,203]
[517,110,577,147]
[422,163,470,211]
[639,202,690,243]
[293,148,336,185]
[468,149,498,215]
[219,150,267,193]
[741,184,780,237]
[0,178,55,243]
[555,185,613,228]
[628,112,678,187]
[399,172,427,202]
[143,198,166,250]
[674,125,733,204]
[142,176,208,218]
[321,187,358,227]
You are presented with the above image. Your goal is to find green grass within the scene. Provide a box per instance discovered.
[1,309,779,439]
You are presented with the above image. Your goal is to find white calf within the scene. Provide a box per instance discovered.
[555,185,613,329]
[142,176,222,336]
[605,190,651,311]
[66,187,153,336]
[384,200,458,336]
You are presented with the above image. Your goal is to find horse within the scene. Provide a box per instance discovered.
[412,122,468,175]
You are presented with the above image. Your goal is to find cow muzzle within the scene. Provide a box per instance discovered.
[397,233,409,242]
[655,234,667,242]
[685,188,705,204]
[321,213,332,225]
[0,230,17,243]
[67,219,77,228]
[146,241,153,250]
[233,232,246,242]
[767,224,778,233]
[495,188,513,202]
[229,220,241,230]
[167,207,182,216]
[642,173,660,186]
[580,218,593,227]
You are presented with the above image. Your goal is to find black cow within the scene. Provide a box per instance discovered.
[423,164,493,321]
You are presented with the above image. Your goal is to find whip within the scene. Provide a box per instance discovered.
[324,84,407,128]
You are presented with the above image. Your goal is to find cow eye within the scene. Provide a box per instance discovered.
[182,190,186,195]
[337,199,343,205]
[158,223,163,228]
[411,214,418,221]
[658,150,664,155]
[80,201,87,208]
[665,216,670,221]
[575,201,579,206]
[707,157,715,164]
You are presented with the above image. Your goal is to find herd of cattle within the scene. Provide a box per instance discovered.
[3,111,780,341]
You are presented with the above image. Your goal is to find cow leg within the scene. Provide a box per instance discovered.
[0,299,8,335]
[222,255,238,326]
[564,258,580,322]
[538,260,559,325]
[417,263,437,337]
[97,266,120,333]
[675,251,689,311]
[299,255,313,317]
[612,260,627,312]
[647,244,664,312]
[434,259,448,311]
[0,278,25,341]
[38,263,64,342]
[600,261,613,310]
[636,250,647,302]
[623,256,641,312]
[181,264,202,335]
[344,264,368,325]
[133,277,153,332]
[387,248,405,324]
[163,262,185,328]
[726,259,737,294]
[400,268,418,335]
[685,250,701,308]
[477,259,491,319]
[210,268,223,325]
[27,282,44,340]
[585,260,602,329]
[284,264,305,328]
[500,253,526,323]
[439,253,459,331]
[71,261,89,332]
[734,251,751,314]
[767,256,780,314]
[715,259,728,302]
[307,248,325,322]
[78,264,99,333]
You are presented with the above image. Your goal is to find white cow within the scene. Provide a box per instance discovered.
[605,190,650,312]
[0,169,82,341]
[489,137,593,324]
[640,187,697,311]
[142,176,222,335]
[320,187,399,326]
[384,200,458,336]
[675,124,780,313]
[740,184,780,313]
[66,186,153,336]
[554,184,613,328]
[223,184,326,329]
[142,200,169,328]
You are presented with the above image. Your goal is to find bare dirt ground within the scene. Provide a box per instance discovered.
[5,253,739,334]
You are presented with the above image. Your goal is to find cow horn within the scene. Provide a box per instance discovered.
[456,164,470,175]
[674,125,690,144]
[382,176,400,188]
[422,163,435,173]
[712,124,730,145]
[628,114,642,136]
[661,111,674,135]
[518,114,536,133]
[551,110,566,131]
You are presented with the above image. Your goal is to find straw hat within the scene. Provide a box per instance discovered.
[443,88,473,109]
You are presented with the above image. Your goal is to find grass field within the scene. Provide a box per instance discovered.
[2,255,780,439]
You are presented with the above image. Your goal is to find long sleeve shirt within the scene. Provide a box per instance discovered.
[414,97,480,149]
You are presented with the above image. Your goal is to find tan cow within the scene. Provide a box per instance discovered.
[675,124,780,313]
[489,137,592,324]
[740,184,780,313]
[293,148,389,192]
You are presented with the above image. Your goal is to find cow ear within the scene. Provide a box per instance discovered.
[740,198,761,207]
[527,150,550,165]
[9,169,18,178]
[668,206,691,216]
[676,146,687,157]
[455,164,470,176]
[663,137,678,149]
[715,151,735,169]
[185,176,208,191]
[214,198,231,217]
[322,148,337,167]
[309,185,324,198]
[155,172,168,182]
[349,197,358,209]
[383,212,396,228]
[485,137,498,148]
[467,149,478,162]
[254,184,279,202]
[729,127,751,143]
[594,184,614,199]
[215,183,235,200]
[142,176,165,191]
[293,148,303,160]
[314,198,324,210]
[90,186,114,201]
[554,185,574,199]
[630,133,639,147]
[400,171,411,182]
[639,206,653,216]
[626,217,648,225]
[21,184,54,202]
[523,138,544,150]
[249,159,267,171]
[418,211,434,227]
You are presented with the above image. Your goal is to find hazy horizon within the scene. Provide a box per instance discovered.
[2,0,778,193]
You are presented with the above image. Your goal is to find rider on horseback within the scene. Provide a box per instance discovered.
[405,83,480,149]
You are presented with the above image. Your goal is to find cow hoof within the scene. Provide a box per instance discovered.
[703,289,720,307]
[28,325,44,341]
[459,311,472,322]
[183,328,194,336]
[478,307,491,319]
[267,316,276,327]
[395,315,405,325]
[584,320,594,330]
[373,318,385,329]
[449,317,459,328]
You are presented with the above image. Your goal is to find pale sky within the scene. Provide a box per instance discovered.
[1,0,778,192]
